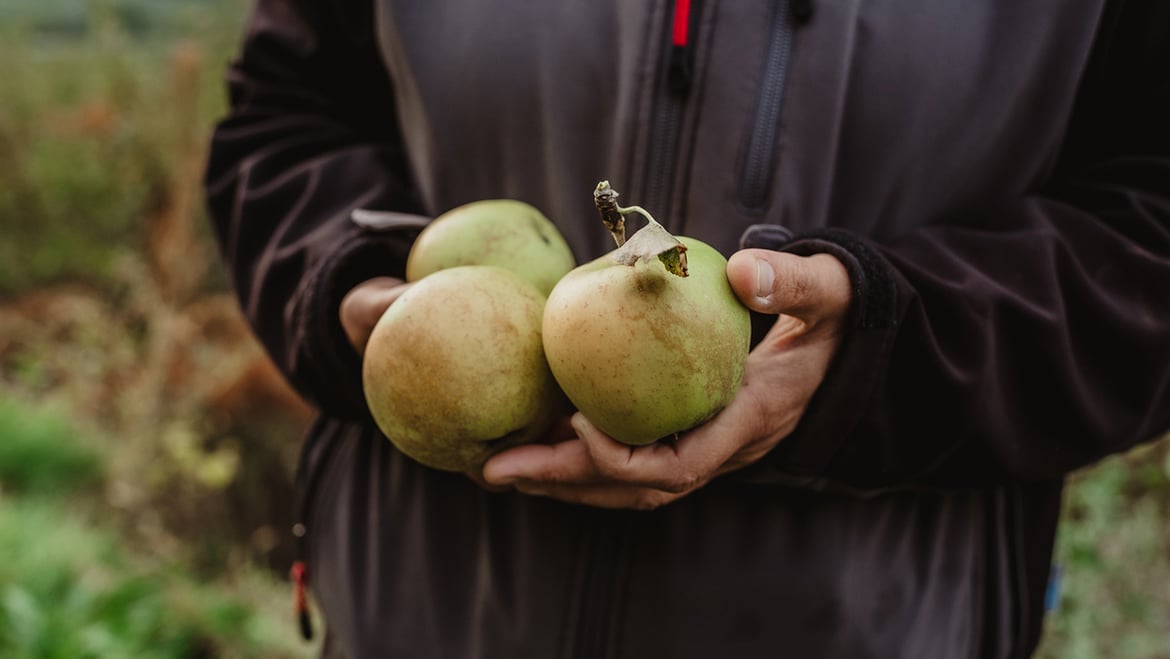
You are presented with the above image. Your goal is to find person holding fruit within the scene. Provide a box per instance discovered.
[204,0,1170,657]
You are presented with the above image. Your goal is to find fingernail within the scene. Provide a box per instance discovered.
[570,414,590,436]
[755,259,775,299]
[481,458,516,486]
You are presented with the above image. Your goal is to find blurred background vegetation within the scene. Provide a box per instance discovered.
[0,0,1165,657]
[1,0,316,656]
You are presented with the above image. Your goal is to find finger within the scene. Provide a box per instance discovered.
[512,481,684,511]
[465,468,512,493]
[340,277,410,351]
[726,250,851,320]
[574,414,742,494]
[481,439,603,486]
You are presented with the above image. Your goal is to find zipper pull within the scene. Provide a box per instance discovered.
[290,560,315,641]
[668,0,693,94]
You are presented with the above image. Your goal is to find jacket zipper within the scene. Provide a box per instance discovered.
[573,6,699,657]
[738,0,798,211]
[574,514,624,659]
[641,0,700,232]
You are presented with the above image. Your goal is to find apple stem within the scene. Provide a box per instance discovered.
[594,180,672,247]
[617,204,656,227]
[594,180,628,246]
[594,180,689,277]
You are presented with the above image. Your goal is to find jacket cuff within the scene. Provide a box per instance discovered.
[293,222,422,420]
[736,225,902,484]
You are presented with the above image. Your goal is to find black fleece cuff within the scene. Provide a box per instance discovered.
[735,224,903,485]
[295,228,420,421]
[741,225,897,330]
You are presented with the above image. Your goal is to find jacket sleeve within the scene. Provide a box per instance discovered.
[742,0,1170,490]
[204,0,424,420]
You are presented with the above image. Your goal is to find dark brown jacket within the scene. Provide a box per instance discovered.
[205,0,1170,656]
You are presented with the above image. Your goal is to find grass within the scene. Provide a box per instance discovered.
[1037,442,1170,658]
[0,0,240,297]
[0,397,315,658]
[0,500,311,658]
[0,400,103,496]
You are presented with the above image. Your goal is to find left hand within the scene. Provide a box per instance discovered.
[481,250,853,509]
[339,276,413,352]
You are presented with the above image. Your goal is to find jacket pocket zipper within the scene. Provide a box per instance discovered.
[738,0,798,211]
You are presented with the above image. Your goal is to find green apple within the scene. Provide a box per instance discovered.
[406,199,576,296]
[542,235,751,445]
[362,265,565,471]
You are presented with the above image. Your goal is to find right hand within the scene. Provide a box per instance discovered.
[482,251,853,509]
[339,276,413,352]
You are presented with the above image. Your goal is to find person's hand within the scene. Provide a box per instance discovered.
[482,250,853,509]
[339,276,412,352]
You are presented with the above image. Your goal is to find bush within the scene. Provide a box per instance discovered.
[0,400,103,496]
[1037,441,1170,659]
[0,498,313,659]
[0,0,242,297]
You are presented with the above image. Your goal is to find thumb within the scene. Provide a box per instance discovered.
[726,249,851,319]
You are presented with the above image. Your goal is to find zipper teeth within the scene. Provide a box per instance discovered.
[573,5,693,657]
[740,0,795,210]
[644,101,685,229]
[576,520,619,659]
[642,0,695,231]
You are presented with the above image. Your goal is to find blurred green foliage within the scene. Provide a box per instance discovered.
[0,386,312,657]
[0,501,227,658]
[0,0,239,297]
[0,401,102,496]
[0,455,307,658]
[1037,443,1170,659]
[0,1,317,657]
